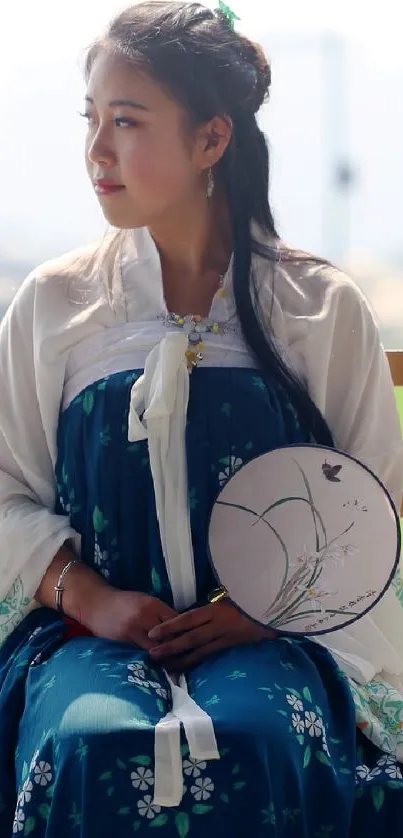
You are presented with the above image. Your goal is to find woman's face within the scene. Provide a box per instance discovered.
[84,51,205,230]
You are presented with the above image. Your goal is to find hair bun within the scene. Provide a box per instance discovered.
[238,37,271,113]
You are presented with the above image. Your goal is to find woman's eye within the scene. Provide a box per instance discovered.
[114,118,138,128]
[78,111,94,125]
[77,112,137,129]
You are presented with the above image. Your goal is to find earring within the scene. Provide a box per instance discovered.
[206,168,215,200]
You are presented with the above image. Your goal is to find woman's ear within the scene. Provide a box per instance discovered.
[195,115,233,171]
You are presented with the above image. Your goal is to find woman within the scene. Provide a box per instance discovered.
[1,3,403,835]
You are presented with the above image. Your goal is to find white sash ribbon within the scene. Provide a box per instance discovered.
[128,332,220,806]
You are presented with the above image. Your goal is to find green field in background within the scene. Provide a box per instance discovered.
[396,387,403,431]
[394,389,403,579]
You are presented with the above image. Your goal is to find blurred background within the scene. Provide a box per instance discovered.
[1,0,402,347]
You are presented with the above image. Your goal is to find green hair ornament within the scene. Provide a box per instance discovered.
[216,1,241,28]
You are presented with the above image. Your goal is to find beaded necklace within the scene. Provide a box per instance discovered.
[161,275,233,371]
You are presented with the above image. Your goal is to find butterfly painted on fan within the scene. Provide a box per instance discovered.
[322,460,343,482]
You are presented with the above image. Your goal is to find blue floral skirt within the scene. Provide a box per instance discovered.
[0,367,402,835]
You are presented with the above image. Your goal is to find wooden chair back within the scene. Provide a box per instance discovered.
[386,351,403,516]
[387,351,403,387]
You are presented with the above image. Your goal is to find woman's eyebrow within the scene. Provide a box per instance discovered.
[84,95,150,111]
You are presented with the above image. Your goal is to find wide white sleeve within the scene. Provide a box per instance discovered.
[305,274,403,512]
[299,271,403,683]
[0,276,76,643]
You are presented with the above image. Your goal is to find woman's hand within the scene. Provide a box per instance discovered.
[147,601,275,671]
[85,588,178,651]
[35,549,177,652]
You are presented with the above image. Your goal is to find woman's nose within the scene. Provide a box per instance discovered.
[87,128,116,167]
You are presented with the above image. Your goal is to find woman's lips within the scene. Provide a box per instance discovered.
[94,181,125,195]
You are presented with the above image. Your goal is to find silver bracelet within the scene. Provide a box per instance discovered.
[54,558,79,613]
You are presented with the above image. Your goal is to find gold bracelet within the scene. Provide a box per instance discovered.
[207,586,229,604]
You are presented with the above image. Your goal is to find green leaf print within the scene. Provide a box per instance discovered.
[302,687,313,703]
[75,738,88,762]
[205,695,220,707]
[157,699,165,714]
[43,675,56,693]
[232,763,241,774]
[133,821,141,832]
[262,804,276,826]
[118,807,131,815]
[38,804,51,821]
[388,780,403,789]
[192,805,213,814]
[130,755,152,767]
[175,812,190,837]
[151,568,162,594]
[220,402,231,417]
[99,771,113,781]
[315,752,332,768]
[22,761,29,782]
[24,817,36,835]
[93,506,108,533]
[296,735,304,746]
[107,786,114,797]
[303,745,311,768]
[280,661,295,671]
[188,488,199,511]
[150,814,169,827]
[181,744,190,756]
[371,786,385,812]
[220,793,229,803]
[100,426,111,446]
[285,687,302,699]
[228,670,247,680]
[116,759,126,770]
[83,390,94,416]
[233,781,246,791]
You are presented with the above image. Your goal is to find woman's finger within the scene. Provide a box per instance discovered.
[163,638,229,672]
[157,602,178,621]
[149,622,220,660]
[148,604,213,641]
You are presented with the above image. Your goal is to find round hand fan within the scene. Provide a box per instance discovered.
[207,445,401,636]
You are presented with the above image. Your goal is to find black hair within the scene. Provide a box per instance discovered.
[85,1,333,445]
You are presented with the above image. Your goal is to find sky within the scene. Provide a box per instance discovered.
[3,0,402,71]
[1,0,403,266]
